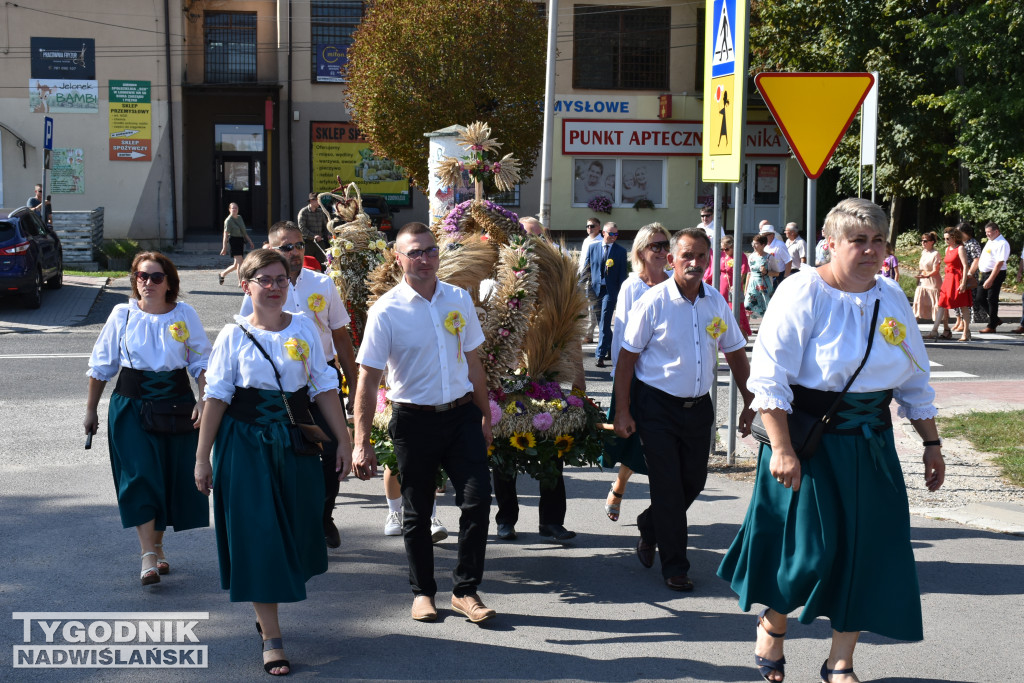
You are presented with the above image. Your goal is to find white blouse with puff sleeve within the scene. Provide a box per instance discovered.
[203,313,339,404]
[748,269,936,421]
[87,300,211,382]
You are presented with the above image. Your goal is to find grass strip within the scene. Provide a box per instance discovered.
[936,410,1024,487]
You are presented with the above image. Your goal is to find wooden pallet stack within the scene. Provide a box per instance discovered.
[52,208,104,269]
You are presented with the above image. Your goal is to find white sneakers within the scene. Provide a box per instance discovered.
[384,510,448,543]
[430,518,448,543]
[384,511,402,536]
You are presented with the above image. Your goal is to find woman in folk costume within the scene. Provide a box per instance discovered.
[718,199,945,683]
[195,249,351,676]
[85,252,211,587]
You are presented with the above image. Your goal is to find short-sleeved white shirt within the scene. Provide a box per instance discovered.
[204,314,338,404]
[578,234,601,275]
[979,234,1010,272]
[749,269,935,420]
[88,300,211,381]
[356,278,485,405]
[764,236,792,267]
[786,237,807,269]
[621,279,746,398]
[240,267,350,357]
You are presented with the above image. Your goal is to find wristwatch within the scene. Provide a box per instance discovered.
[922,439,942,448]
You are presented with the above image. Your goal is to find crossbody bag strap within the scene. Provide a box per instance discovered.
[122,308,136,370]
[821,298,881,423]
[236,323,298,426]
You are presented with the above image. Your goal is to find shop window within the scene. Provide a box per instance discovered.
[573,5,670,90]
[204,12,257,84]
[572,158,665,209]
[311,1,364,82]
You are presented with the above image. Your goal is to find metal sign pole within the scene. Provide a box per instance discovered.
[724,182,744,464]
[709,181,722,451]
[807,177,817,263]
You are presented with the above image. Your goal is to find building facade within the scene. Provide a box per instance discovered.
[0,1,804,244]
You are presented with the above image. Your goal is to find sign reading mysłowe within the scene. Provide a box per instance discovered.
[109,81,152,162]
[310,122,410,206]
[553,95,639,117]
[30,38,95,79]
[562,119,789,157]
[700,0,748,182]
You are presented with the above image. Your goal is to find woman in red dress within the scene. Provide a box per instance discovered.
[928,226,973,342]
[704,235,752,337]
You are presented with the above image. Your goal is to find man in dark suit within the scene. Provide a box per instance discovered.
[585,222,628,367]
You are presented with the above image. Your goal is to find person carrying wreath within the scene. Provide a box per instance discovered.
[613,228,754,592]
[85,252,211,587]
[717,198,945,683]
[351,222,496,625]
[195,249,352,676]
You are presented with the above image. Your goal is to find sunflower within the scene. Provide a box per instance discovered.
[510,432,536,450]
[487,444,495,458]
[553,434,574,457]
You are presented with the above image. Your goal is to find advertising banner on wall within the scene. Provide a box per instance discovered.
[109,80,152,161]
[29,79,98,114]
[51,147,85,194]
[315,45,347,83]
[310,122,410,206]
[30,38,95,79]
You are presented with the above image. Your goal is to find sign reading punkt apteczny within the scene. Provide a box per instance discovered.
[12,612,209,668]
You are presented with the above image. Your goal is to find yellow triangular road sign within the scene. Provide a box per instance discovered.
[755,72,875,179]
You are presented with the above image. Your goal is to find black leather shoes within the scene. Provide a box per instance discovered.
[324,519,341,549]
[496,523,517,541]
[665,574,694,592]
[596,358,606,368]
[636,539,655,568]
[538,524,576,541]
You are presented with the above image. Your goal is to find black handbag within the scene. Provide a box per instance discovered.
[237,324,327,456]
[750,299,880,460]
[139,399,196,435]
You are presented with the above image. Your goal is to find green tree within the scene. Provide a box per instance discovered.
[344,0,546,192]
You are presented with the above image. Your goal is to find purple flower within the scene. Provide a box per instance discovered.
[566,395,584,408]
[489,399,503,425]
[499,328,510,337]
[532,412,554,431]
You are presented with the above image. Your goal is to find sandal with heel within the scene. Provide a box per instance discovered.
[754,607,786,681]
[140,551,160,586]
[820,658,855,682]
[605,486,624,522]
[262,637,290,676]
[154,543,169,575]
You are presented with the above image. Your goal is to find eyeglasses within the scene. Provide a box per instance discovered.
[921,239,933,243]
[700,214,712,219]
[606,232,619,237]
[647,241,670,253]
[132,271,166,285]
[273,241,305,252]
[395,246,440,260]
[249,275,291,289]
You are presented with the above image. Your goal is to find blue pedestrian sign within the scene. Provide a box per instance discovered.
[44,117,54,150]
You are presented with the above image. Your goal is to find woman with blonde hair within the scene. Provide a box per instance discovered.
[601,222,671,522]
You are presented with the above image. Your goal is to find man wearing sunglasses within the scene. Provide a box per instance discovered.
[578,218,603,343]
[240,221,358,550]
[352,222,496,625]
[583,222,627,367]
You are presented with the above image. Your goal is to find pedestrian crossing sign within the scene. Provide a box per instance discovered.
[702,0,747,183]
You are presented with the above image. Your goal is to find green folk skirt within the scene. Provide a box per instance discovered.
[597,385,649,476]
[717,428,924,641]
[107,393,209,532]
[212,414,326,603]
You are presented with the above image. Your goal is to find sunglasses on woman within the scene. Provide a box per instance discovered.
[132,271,166,284]
[647,241,670,253]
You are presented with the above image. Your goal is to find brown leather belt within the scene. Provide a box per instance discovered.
[393,393,473,413]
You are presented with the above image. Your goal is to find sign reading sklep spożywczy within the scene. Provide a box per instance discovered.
[12,612,209,668]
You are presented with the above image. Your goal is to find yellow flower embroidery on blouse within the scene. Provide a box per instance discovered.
[605,258,614,269]
[706,317,727,340]
[445,310,466,363]
[879,317,925,372]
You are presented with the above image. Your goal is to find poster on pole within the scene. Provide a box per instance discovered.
[310,122,410,206]
[700,0,748,183]
[109,80,152,161]
[51,147,85,194]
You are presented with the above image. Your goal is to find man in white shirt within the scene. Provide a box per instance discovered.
[579,218,602,342]
[696,206,721,242]
[784,222,807,272]
[1012,244,1024,334]
[613,227,755,592]
[240,221,357,549]
[351,222,496,624]
[978,221,1011,333]
[760,223,792,287]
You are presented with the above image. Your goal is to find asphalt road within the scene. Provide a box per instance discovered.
[1,271,1023,681]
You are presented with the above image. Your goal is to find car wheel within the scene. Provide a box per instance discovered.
[45,257,64,290]
[24,268,43,309]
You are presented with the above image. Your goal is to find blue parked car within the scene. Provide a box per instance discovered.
[0,206,63,309]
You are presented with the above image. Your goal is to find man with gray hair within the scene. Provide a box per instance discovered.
[784,222,806,273]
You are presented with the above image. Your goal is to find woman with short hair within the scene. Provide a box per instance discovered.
[719,198,945,683]
[85,252,211,587]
